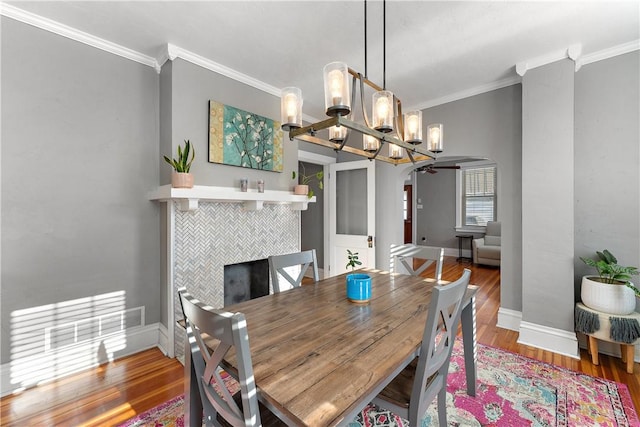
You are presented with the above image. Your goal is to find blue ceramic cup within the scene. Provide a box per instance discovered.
[346,273,371,303]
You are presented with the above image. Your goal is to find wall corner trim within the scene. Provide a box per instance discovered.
[497,307,522,331]
[516,44,582,76]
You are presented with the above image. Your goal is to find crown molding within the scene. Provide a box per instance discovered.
[0,3,158,71]
[159,43,282,98]
[409,76,522,111]
[516,44,582,76]
[577,39,640,69]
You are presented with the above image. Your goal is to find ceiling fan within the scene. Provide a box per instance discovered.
[416,164,461,174]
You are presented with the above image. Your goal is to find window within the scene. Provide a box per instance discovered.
[456,162,497,230]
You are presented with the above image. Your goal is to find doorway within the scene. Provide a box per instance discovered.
[404,184,413,243]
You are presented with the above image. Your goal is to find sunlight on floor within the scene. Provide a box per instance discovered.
[8,291,138,392]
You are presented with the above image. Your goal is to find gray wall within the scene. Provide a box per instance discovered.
[166,59,297,191]
[521,60,575,332]
[1,18,160,363]
[574,52,640,289]
[415,166,483,248]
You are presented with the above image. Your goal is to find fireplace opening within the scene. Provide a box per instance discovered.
[223,259,270,306]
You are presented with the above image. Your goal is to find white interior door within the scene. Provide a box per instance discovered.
[329,160,376,276]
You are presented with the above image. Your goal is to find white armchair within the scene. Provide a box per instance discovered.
[472,221,501,266]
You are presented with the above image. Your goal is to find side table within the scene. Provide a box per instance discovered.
[455,234,474,263]
[575,302,639,374]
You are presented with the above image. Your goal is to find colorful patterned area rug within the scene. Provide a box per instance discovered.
[120,341,639,427]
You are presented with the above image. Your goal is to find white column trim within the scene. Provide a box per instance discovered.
[516,44,582,76]
[497,307,522,331]
[518,321,580,359]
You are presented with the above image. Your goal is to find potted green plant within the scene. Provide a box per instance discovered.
[164,139,195,188]
[345,249,370,303]
[580,249,639,315]
[346,249,362,271]
[292,164,323,198]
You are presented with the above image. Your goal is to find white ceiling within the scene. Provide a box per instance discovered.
[5,1,639,120]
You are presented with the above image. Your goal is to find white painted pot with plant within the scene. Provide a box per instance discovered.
[580,249,639,315]
[164,139,195,188]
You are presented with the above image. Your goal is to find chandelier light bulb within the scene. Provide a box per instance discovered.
[427,123,444,153]
[323,62,351,117]
[372,90,394,133]
[363,134,379,152]
[329,125,347,143]
[388,143,403,159]
[280,87,303,130]
[404,110,423,144]
[328,70,344,105]
[376,98,390,125]
[285,94,298,122]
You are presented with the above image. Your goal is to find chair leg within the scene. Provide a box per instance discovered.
[437,386,447,427]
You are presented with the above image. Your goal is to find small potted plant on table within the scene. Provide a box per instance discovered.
[164,139,195,188]
[345,250,370,304]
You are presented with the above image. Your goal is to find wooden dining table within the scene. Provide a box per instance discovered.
[184,268,478,427]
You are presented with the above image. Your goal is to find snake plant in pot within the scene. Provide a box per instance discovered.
[164,140,195,188]
[580,249,639,315]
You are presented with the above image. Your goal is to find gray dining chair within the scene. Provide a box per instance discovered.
[390,243,444,281]
[178,288,285,427]
[268,249,319,293]
[372,268,471,427]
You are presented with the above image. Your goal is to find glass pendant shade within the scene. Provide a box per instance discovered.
[427,123,444,153]
[372,91,394,133]
[363,134,379,152]
[403,110,422,144]
[388,143,403,159]
[323,62,351,117]
[329,125,347,143]
[281,87,303,130]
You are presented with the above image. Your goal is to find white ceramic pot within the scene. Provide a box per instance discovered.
[580,276,636,315]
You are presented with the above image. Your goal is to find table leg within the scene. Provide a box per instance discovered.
[623,344,634,374]
[461,297,477,397]
[184,334,203,427]
[588,335,599,365]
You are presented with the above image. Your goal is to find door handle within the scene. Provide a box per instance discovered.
[367,235,374,248]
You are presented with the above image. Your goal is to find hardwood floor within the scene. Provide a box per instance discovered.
[1,257,638,426]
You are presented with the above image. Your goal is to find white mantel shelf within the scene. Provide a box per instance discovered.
[148,184,316,211]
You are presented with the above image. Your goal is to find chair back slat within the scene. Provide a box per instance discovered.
[390,244,444,281]
[410,268,470,422]
[179,289,261,427]
[268,250,319,293]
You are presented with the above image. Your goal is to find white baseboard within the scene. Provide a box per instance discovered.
[497,308,522,331]
[518,321,580,359]
[157,323,169,356]
[1,322,164,397]
[443,247,473,259]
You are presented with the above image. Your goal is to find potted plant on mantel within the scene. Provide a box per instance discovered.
[292,163,323,199]
[580,249,639,315]
[164,139,195,188]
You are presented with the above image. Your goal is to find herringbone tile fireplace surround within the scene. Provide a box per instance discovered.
[170,201,299,358]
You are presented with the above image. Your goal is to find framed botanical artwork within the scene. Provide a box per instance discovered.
[208,100,283,172]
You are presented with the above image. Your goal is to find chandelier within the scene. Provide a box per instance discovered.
[280,0,443,165]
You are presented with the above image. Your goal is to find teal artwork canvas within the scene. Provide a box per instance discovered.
[209,100,283,171]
